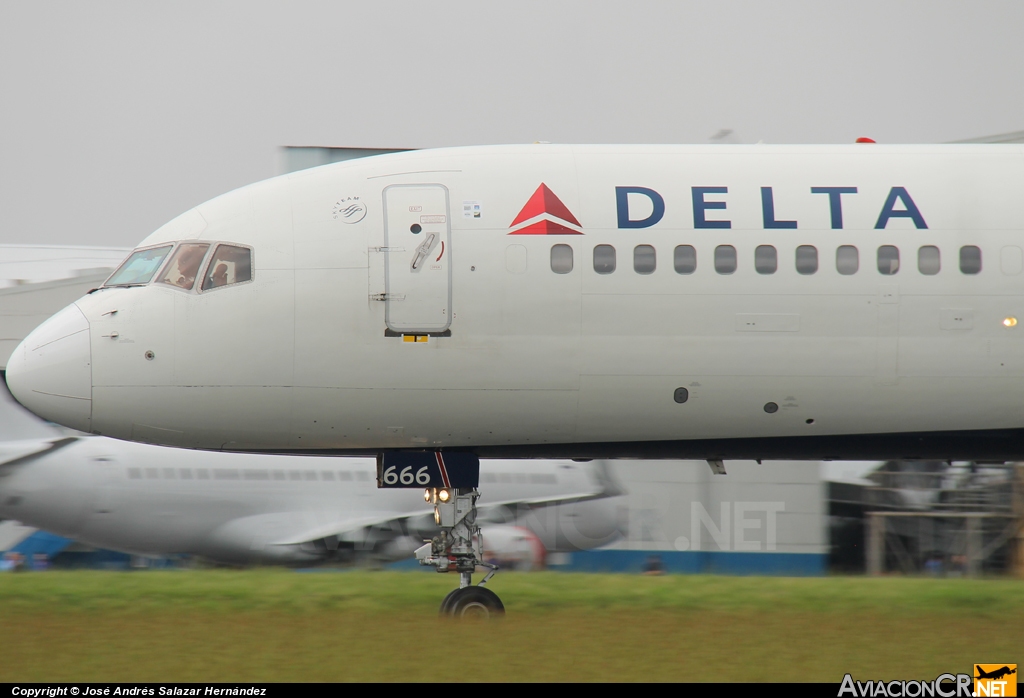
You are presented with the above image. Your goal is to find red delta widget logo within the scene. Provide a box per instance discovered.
[507,184,583,235]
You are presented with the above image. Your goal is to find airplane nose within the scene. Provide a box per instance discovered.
[6,304,92,432]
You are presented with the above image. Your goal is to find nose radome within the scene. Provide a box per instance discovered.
[6,303,92,432]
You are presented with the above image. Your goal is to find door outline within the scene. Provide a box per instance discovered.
[382,184,452,334]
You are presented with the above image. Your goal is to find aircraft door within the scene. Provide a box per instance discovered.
[383,185,451,334]
[91,455,119,516]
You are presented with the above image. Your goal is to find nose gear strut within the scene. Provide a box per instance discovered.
[416,487,504,617]
[376,451,504,617]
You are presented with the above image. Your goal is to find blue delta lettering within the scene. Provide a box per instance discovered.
[615,186,927,230]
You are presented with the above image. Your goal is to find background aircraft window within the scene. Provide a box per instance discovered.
[104,245,173,286]
[338,470,353,481]
[201,244,252,291]
[795,245,818,275]
[633,245,656,274]
[128,468,142,479]
[836,245,859,275]
[755,245,777,274]
[321,470,335,481]
[481,472,497,484]
[196,469,209,480]
[714,245,737,274]
[157,243,209,290]
[304,470,317,481]
[214,469,240,480]
[145,468,158,479]
[288,471,302,481]
[674,245,697,274]
[163,468,175,479]
[243,469,269,481]
[179,469,193,479]
[960,245,982,274]
[877,245,900,275]
[356,471,370,481]
[594,244,616,274]
[918,245,940,275]
[550,244,573,274]
[272,470,286,481]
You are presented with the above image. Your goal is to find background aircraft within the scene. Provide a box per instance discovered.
[0,378,625,567]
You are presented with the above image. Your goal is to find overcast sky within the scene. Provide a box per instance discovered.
[2,1,1022,248]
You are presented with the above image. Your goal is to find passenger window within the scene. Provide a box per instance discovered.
[796,245,818,275]
[105,245,173,287]
[157,243,210,290]
[836,245,859,275]
[959,246,982,274]
[674,245,697,274]
[550,244,573,274]
[633,245,656,274]
[593,245,616,274]
[918,245,940,275]
[714,245,737,274]
[201,244,252,291]
[754,245,777,274]
[877,245,900,275]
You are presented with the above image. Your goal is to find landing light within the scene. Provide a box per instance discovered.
[438,488,451,503]
[1004,317,1018,328]
[424,488,433,503]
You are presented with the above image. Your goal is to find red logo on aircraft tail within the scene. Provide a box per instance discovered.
[508,183,583,235]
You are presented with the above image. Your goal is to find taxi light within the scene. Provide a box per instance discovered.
[438,488,451,503]
[424,488,432,502]
[1004,317,1017,327]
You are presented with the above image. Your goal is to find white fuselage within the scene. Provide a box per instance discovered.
[7,144,1024,459]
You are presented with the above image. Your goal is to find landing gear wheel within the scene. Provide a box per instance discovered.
[438,587,462,616]
[444,586,505,619]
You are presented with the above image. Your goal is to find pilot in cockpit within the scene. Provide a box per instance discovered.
[210,263,229,288]
[175,245,207,288]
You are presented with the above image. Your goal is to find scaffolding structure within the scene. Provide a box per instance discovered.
[865,461,1024,577]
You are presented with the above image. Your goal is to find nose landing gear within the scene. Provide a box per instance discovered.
[417,487,504,618]
[376,451,503,617]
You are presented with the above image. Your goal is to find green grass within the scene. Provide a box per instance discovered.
[1,570,1022,681]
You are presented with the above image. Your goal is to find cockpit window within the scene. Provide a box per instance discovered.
[157,243,210,290]
[201,244,253,291]
[104,245,174,286]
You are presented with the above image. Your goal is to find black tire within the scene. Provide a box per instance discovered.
[438,587,462,616]
[446,586,505,619]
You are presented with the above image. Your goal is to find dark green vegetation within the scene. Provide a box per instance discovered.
[2,570,1021,682]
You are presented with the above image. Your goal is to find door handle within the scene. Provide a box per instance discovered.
[410,233,437,271]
